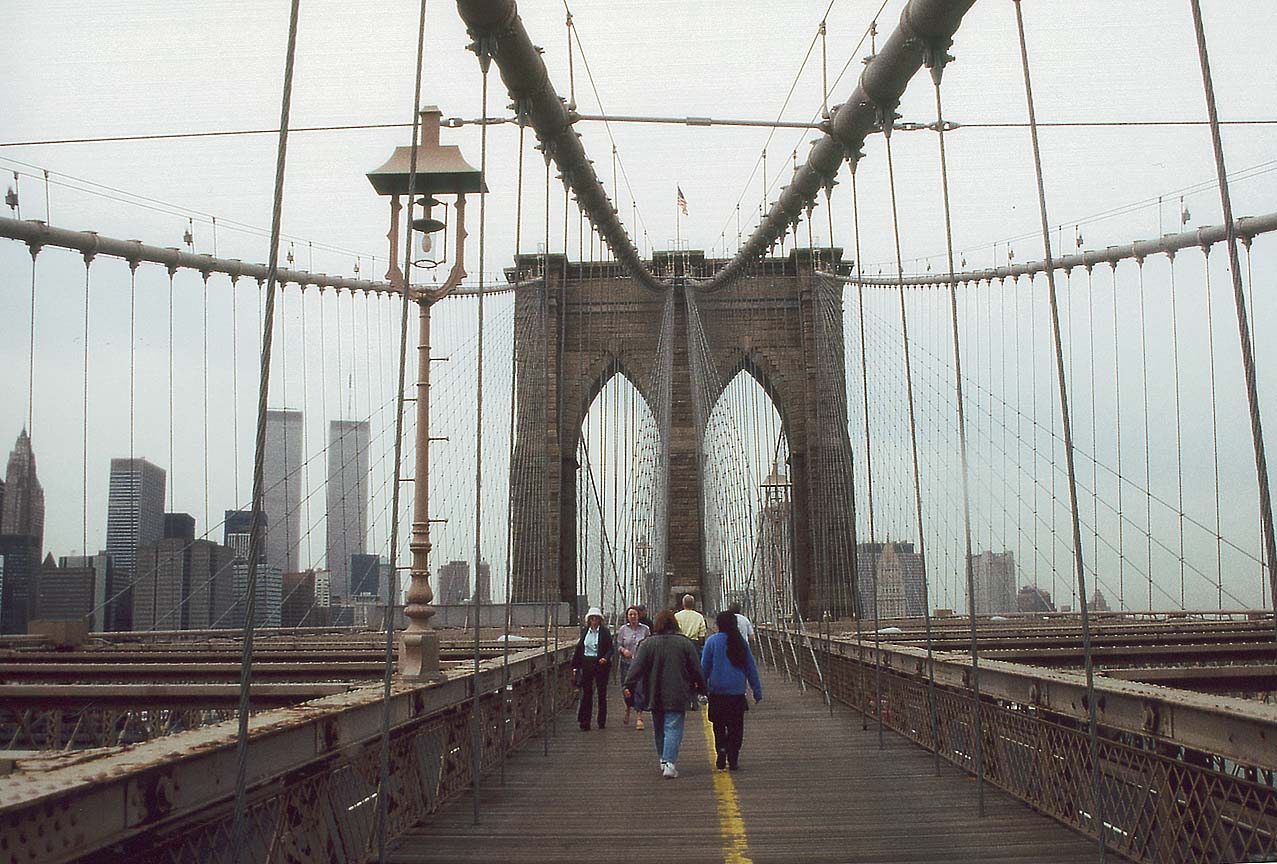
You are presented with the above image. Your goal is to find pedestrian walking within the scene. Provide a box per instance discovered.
[674,593,708,649]
[623,609,706,779]
[701,611,763,771]
[636,603,653,630]
[571,606,614,731]
[615,605,651,730]
[728,600,755,642]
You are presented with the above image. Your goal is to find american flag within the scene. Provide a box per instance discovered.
[677,186,688,216]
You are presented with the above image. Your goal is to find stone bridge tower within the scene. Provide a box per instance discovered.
[508,249,858,621]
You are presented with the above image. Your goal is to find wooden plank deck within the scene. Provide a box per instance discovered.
[388,667,1101,863]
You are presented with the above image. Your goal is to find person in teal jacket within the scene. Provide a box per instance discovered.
[701,611,763,770]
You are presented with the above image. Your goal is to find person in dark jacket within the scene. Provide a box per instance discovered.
[701,611,763,770]
[622,609,706,779]
[571,606,614,730]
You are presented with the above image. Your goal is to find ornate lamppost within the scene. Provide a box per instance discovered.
[367,106,484,678]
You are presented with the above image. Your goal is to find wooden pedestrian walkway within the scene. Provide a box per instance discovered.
[387,667,1100,863]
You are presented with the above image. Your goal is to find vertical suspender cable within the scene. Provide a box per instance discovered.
[541,157,552,758]
[1136,261,1154,611]
[1012,3,1106,858]
[1188,0,1277,634]
[203,275,211,540]
[927,57,963,783]
[81,256,92,557]
[376,0,429,857]
[851,163,881,734]
[470,49,492,828]
[26,249,37,434]
[168,270,176,511]
[233,2,301,860]
[500,118,527,785]
[882,125,931,759]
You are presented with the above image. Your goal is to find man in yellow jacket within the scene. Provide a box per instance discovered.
[674,593,708,648]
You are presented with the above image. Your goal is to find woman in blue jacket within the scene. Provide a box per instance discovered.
[701,611,763,770]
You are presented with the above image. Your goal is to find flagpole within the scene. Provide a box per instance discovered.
[675,184,681,254]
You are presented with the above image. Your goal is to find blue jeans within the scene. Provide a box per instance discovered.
[651,710,686,764]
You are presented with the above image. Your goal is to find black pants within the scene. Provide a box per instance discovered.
[577,658,609,728]
[708,693,747,766]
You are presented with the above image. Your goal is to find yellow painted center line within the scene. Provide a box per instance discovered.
[700,708,754,864]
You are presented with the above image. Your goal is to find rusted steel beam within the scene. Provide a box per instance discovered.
[0,645,573,864]
[777,629,1277,770]
[0,683,352,709]
[0,662,392,682]
[1103,664,1277,694]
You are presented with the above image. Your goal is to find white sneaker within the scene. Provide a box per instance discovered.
[659,760,667,773]
[662,762,678,779]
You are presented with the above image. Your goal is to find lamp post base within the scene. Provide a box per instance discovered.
[399,630,442,679]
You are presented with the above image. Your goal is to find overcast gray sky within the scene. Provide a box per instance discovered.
[1,1,1274,611]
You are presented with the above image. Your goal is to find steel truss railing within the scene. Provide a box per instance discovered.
[762,629,1277,864]
[0,645,575,864]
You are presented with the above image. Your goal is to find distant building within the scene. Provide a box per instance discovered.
[185,542,237,629]
[476,560,492,604]
[164,512,196,544]
[1,429,45,634]
[1088,587,1111,612]
[970,551,1016,615]
[326,419,369,600]
[0,534,40,633]
[856,542,926,620]
[351,592,379,628]
[229,563,283,629]
[223,508,281,628]
[437,560,469,605]
[1,429,44,544]
[34,553,95,623]
[350,553,381,599]
[1017,584,1056,613]
[105,458,166,631]
[281,570,319,628]
[264,409,303,576]
[314,569,332,608]
[60,552,113,631]
[133,537,236,630]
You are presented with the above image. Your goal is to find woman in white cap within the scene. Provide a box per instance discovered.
[570,606,614,731]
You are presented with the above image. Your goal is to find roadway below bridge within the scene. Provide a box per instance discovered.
[387,666,1098,864]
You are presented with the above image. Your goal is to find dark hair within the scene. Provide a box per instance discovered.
[716,611,748,670]
[653,609,679,635]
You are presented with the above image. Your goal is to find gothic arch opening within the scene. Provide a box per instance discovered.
[701,367,793,620]
[574,365,661,617]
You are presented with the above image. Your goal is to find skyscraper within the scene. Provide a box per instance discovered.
[856,542,927,620]
[105,458,166,631]
[325,419,369,599]
[970,550,1016,615]
[133,536,236,630]
[437,560,469,606]
[224,508,281,628]
[1,429,44,544]
[59,552,113,631]
[263,409,304,576]
[0,429,45,634]
[35,553,95,622]
[350,552,381,598]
